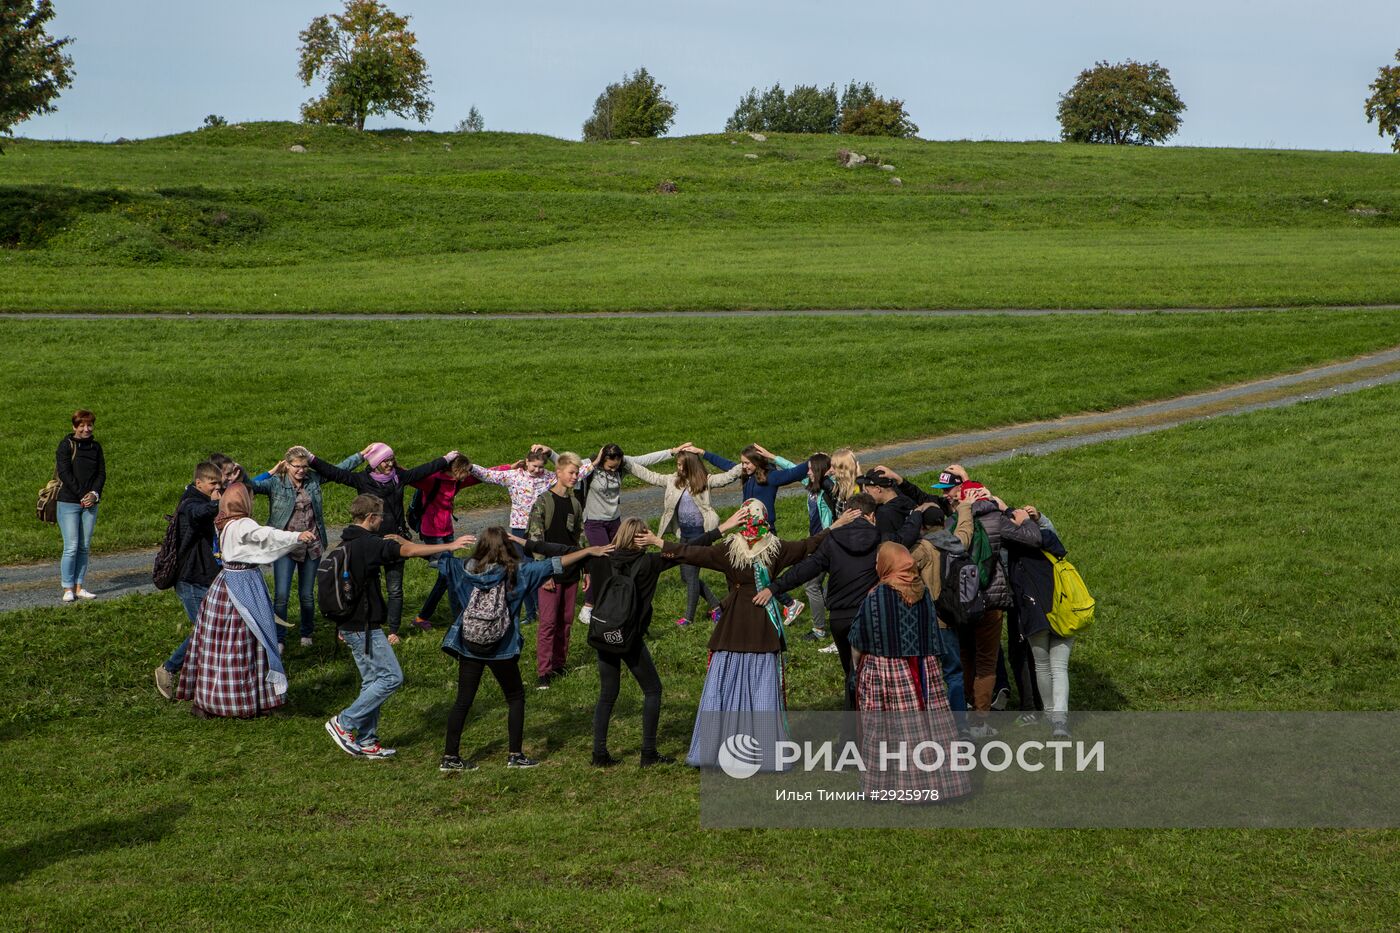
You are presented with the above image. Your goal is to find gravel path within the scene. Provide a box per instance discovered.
[4,305,1400,322]
[4,348,1398,611]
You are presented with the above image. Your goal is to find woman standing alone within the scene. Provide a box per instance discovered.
[55,409,105,602]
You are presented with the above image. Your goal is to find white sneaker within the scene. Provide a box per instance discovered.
[61,590,75,603]
[819,641,839,654]
[300,636,314,648]
[75,587,97,600]
[579,606,592,626]
[782,600,805,626]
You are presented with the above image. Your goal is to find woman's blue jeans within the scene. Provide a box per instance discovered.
[57,501,98,588]
[273,553,320,640]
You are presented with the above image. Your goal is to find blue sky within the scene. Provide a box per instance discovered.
[19,0,1400,151]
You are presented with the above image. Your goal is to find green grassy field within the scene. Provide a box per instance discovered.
[5,381,1399,930]
[8,310,1400,563]
[3,122,1400,311]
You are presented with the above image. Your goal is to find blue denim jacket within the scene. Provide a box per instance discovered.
[439,556,563,661]
[251,454,362,547]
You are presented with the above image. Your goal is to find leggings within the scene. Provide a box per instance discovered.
[803,575,828,634]
[444,655,526,757]
[383,559,405,634]
[593,642,663,757]
[415,534,454,620]
[677,519,719,620]
[1028,631,1074,726]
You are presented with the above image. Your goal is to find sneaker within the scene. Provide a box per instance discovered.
[1014,712,1041,728]
[1050,721,1072,740]
[674,616,692,628]
[709,606,722,623]
[324,717,362,757]
[802,629,828,642]
[819,641,839,654]
[535,675,552,691]
[782,600,805,626]
[579,606,592,626]
[507,752,540,768]
[640,752,677,768]
[591,752,621,767]
[299,636,313,648]
[521,614,537,627]
[61,590,75,603]
[358,742,397,759]
[440,755,478,772]
[991,687,1010,711]
[968,723,1000,740]
[154,665,175,700]
[75,587,97,600]
[411,616,433,632]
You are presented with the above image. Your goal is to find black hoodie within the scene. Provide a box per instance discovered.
[769,518,883,634]
[175,484,221,587]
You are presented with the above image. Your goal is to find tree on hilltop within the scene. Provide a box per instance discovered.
[456,105,484,133]
[298,0,432,131]
[1057,60,1184,145]
[0,0,74,153]
[582,68,675,141]
[1364,50,1400,152]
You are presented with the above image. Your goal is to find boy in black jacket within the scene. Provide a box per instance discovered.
[154,460,224,700]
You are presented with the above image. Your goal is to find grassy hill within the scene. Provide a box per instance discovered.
[5,383,1399,930]
[2,122,1399,312]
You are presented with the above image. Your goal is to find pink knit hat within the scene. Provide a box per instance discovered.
[364,442,394,468]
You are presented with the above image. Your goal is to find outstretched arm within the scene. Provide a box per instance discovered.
[768,458,810,488]
[308,453,358,487]
[624,457,668,487]
[702,450,737,471]
[400,453,456,487]
[393,532,476,560]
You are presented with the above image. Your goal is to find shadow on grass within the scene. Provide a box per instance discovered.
[0,802,189,885]
[1074,663,1129,711]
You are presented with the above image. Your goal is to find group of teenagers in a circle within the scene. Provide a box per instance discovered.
[145,436,1078,793]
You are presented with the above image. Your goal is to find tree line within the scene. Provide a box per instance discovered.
[6,0,1400,152]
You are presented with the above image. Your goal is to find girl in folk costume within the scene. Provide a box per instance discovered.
[646,499,826,770]
[848,543,971,801]
[176,484,315,718]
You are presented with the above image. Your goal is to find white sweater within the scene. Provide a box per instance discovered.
[219,518,306,565]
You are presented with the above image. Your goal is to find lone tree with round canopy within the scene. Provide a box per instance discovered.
[582,68,675,141]
[298,0,432,131]
[1364,49,1400,152]
[1057,59,1185,145]
[0,0,73,153]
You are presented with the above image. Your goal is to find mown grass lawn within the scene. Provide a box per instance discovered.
[3,123,1400,311]
[4,380,1399,930]
[8,310,1400,563]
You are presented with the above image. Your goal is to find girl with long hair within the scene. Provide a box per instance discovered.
[625,448,743,626]
[436,527,610,771]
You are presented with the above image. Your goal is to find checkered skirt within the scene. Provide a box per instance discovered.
[855,655,971,800]
[175,568,286,718]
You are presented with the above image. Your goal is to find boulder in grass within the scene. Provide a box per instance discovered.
[629,140,641,146]
[836,148,866,167]
[289,144,307,153]
[656,180,678,194]
[890,177,902,186]
[880,164,895,171]
[744,153,759,159]
[748,132,767,142]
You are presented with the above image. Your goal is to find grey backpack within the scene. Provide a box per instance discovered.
[459,580,511,653]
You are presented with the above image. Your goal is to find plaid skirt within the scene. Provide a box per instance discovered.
[175,569,286,718]
[855,655,971,801]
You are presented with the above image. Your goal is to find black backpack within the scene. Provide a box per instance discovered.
[588,558,645,655]
[929,531,984,629]
[317,539,361,621]
[406,478,438,536]
[151,511,182,590]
